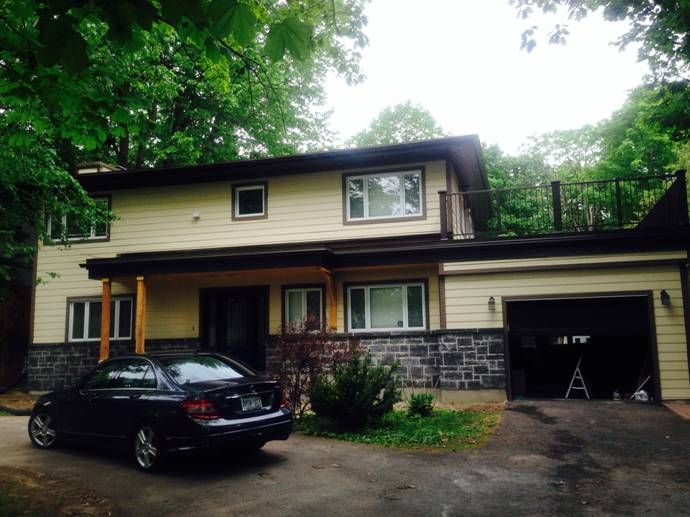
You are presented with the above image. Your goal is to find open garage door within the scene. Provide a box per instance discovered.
[505,294,660,401]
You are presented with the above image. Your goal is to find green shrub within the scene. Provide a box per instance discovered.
[407,392,434,417]
[310,352,400,430]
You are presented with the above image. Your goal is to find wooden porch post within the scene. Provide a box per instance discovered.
[99,278,111,362]
[320,268,337,331]
[135,276,147,354]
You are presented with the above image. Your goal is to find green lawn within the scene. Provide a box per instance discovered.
[296,407,501,451]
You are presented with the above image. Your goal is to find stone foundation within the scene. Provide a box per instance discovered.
[265,329,506,391]
[29,330,506,393]
[27,339,199,391]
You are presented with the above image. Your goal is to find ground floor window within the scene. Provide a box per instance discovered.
[284,287,323,329]
[347,282,425,331]
[68,297,133,342]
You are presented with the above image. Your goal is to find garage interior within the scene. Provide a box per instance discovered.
[506,295,658,401]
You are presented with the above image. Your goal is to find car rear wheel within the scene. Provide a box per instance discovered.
[133,425,165,472]
[28,413,58,449]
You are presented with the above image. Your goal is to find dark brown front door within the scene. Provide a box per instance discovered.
[200,287,268,371]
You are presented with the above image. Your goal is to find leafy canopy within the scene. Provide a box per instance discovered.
[347,101,446,147]
[0,0,369,296]
[512,0,690,80]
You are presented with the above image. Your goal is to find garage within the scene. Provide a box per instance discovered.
[505,294,660,401]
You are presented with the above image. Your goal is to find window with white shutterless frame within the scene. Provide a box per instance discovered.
[346,282,426,332]
[68,297,134,342]
[345,170,423,221]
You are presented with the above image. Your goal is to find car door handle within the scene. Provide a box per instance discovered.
[129,393,142,399]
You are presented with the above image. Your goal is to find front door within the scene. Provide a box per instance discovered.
[200,287,268,371]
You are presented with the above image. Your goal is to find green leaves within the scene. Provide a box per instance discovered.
[209,0,257,45]
[266,17,314,61]
[36,16,89,73]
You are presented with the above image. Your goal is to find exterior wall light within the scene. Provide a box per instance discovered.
[660,290,671,307]
[192,210,200,220]
[488,296,496,311]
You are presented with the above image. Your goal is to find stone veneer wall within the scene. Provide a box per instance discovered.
[266,330,506,391]
[27,339,199,391]
[28,330,506,392]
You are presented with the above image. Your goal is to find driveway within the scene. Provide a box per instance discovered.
[2,401,689,516]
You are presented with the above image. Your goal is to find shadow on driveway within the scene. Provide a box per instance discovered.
[2,401,689,516]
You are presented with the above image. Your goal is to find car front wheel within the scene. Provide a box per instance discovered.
[133,425,165,472]
[28,413,58,449]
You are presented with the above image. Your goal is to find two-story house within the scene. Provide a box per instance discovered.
[29,136,690,402]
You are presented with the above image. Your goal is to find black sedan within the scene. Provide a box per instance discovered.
[28,353,293,472]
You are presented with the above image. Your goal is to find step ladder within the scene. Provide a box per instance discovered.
[565,356,590,400]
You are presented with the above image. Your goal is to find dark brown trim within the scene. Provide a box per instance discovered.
[439,276,447,330]
[444,160,453,193]
[341,167,427,225]
[680,264,690,379]
[501,291,663,402]
[231,181,268,221]
[28,232,39,346]
[44,194,112,246]
[501,297,512,401]
[342,278,430,333]
[64,293,136,345]
[198,285,271,349]
[280,283,326,330]
[438,258,687,276]
[81,228,690,280]
[645,291,664,402]
[76,136,486,195]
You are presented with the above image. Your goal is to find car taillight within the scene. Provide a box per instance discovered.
[181,399,220,420]
[279,389,288,409]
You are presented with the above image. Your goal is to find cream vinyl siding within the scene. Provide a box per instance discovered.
[33,162,446,344]
[442,258,690,400]
[33,264,439,343]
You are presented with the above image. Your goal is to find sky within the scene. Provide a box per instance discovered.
[324,0,649,154]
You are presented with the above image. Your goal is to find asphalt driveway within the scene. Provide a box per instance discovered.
[2,401,689,516]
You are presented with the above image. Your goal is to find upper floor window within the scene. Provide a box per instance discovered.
[347,282,426,332]
[68,297,133,342]
[233,183,267,219]
[47,196,109,241]
[345,170,423,222]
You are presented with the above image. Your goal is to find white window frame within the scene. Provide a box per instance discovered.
[68,297,134,342]
[284,287,323,327]
[47,196,109,241]
[345,170,423,222]
[346,282,426,332]
[234,184,266,218]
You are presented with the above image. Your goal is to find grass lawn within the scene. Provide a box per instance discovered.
[296,406,502,451]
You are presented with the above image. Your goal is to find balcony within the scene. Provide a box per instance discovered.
[440,171,689,239]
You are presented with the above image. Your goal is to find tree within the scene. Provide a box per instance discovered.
[512,0,690,80]
[0,0,369,295]
[347,101,446,147]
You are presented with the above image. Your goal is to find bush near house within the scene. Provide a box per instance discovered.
[310,351,401,430]
[407,392,435,417]
[270,319,360,418]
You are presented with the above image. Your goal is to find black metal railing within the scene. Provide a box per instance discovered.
[440,170,688,239]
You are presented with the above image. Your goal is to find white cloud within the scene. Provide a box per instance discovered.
[325,0,648,153]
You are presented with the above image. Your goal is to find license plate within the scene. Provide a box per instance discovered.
[241,395,263,412]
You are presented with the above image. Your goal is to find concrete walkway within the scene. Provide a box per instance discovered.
[2,401,689,516]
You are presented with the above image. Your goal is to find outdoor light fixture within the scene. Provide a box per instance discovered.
[192,210,200,220]
[488,296,496,311]
[660,290,671,307]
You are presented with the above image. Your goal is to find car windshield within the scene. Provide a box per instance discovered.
[159,355,256,384]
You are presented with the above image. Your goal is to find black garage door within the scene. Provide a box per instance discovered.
[505,295,659,400]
